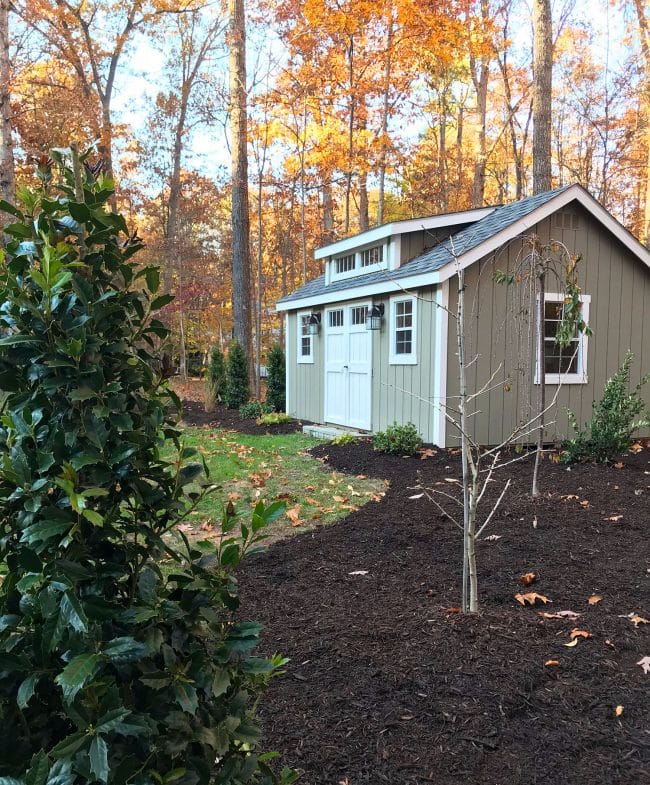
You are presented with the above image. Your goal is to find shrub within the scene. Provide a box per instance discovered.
[265,345,286,412]
[374,422,422,456]
[563,351,650,463]
[0,151,294,785]
[257,412,291,426]
[240,400,273,419]
[205,344,226,411]
[331,433,358,446]
[224,340,250,409]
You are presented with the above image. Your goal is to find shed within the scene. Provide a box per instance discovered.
[276,185,650,446]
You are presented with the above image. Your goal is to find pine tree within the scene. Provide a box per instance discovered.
[205,344,227,411]
[224,339,250,409]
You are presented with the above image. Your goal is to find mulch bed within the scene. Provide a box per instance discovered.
[179,398,306,435]
[237,441,650,785]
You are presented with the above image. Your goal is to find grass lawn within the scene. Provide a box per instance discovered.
[174,427,387,542]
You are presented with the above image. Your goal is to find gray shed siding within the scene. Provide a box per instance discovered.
[444,203,650,446]
[285,290,441,441]
[285,311,323,423]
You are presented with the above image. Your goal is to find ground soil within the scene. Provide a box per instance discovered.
[235,441,650,785]
[180,398,307,435]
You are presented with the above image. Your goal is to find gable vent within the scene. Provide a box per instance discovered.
[554,211,579,230]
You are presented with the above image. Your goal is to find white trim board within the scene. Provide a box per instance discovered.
[314,207,495,259]
[432,281,449,448]
[277,185,650,313]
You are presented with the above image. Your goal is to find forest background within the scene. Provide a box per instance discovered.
[1,0,649,380]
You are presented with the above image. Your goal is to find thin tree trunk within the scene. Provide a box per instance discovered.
[322,182,334,242]
[456,268,471,613]
[358,171,369,232]
[633,0,650,245]
[344,35,355,234]
[255,176,263,397]
[532,266,545,497]
[229,0,253,376]
[533,0,553,194]
[0,0,14,208]
[470,0,490,207]
[377,10,394,226]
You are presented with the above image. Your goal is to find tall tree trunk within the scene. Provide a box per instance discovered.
[0,0,14,208]
[633,0,650,245]
[377,9,394,226]
[532,264,545,497]
[470,0,490,207]
[358,171,369,231]
[229,0,253,374]
[532,0,552,194]
[322,181,334,242]
[344,35,355,234]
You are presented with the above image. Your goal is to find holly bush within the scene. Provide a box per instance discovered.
[264,347,285,414]
[224,342,249,410]
[0,151,294,785]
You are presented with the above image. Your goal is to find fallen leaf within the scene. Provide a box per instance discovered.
[629,442,643,453]
[605,639,615,647]
[539,610,581,620]
[637,656,650,674]
[588,595,603,605]
[304,497,321,506]
[614,462,624,469]
[227,492,242,501]
[348,570,369,576]
[285,505,302,526]
[409,493,424,500]
[445,607,462,614]
[444,478,460,483]
[605,514,623,522]
[355,474,367,480]
[615,705,624,717]
[332,495,348,503]
[561,494,579,500]
[579,500,590,508]
[418,448,437,459]
[520,572,537,586]
[563,638,579,647]
[484,534,502,541]
[545,660,560,667]
[629,614,650,627]
[569,628,592,640]
[515,592,551,606]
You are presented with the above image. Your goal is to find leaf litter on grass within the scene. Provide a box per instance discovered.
[169,428,386,544]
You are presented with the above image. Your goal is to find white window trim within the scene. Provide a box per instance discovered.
[331,241,388,282]
[297,310,314,364]
[389,294,417,365]
[534,293,590,385]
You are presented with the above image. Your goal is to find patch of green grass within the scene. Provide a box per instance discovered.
[173,428,386,542]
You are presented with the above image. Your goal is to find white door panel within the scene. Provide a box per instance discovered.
[324,303,372,430]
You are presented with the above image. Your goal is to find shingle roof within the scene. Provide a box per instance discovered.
[277,185,571,306]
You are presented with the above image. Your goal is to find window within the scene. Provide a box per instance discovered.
[389,296,417,364]
[361,245,383,267]
[537,294,590,384]
[330,243,387,280]
[335,254,355,274]
[351,305,367,326]
[297,312,313,363]
[328,309,344,328]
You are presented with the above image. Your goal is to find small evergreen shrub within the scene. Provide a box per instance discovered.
[0,151,294,785]
[205,344,226,411]
[563,351,650,463]
[374,422,422,456]
[257,412,290,426]
[240,400,273,419]
[224,340,250,409]
[265,345,286,412]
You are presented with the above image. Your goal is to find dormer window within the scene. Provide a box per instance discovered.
[331,242,387,281]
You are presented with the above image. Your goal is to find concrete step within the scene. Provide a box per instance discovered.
[302,424,368,440]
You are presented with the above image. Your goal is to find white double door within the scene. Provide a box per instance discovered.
[324,302,372,431]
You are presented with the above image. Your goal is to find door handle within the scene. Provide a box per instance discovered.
[343,365,348,370]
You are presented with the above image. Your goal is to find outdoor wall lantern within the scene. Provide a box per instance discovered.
[366,303,384,331]
[308,312,321,335]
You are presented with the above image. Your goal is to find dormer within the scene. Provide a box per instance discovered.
[318,207,495,286]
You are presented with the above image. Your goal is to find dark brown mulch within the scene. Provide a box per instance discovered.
[179,398,306,435]
[238,442,650,785]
